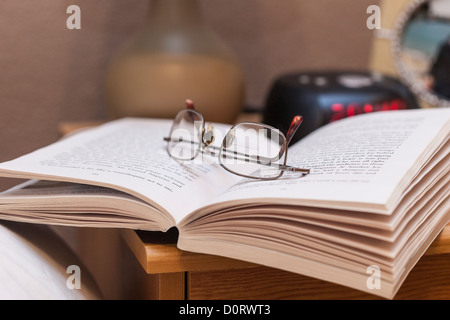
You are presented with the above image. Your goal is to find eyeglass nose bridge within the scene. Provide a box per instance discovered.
[202,123,215,147]
[223,128,236,149]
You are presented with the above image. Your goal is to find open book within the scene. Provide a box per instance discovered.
[0,108,448,299]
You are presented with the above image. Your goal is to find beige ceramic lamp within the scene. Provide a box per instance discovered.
[105,0,245,124]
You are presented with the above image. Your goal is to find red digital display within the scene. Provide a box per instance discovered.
[330,99,407,122]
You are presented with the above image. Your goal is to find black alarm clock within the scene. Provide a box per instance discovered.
[263,71,420,144]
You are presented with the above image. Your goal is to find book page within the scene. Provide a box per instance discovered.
[0,180,137,199]
[0,118,241,225]
[207,109,450,215]
[0,180,175,230]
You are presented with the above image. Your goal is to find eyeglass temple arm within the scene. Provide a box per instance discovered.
[185,99,302,147]
[278,115,303,157]
[281,165,310,174]
[186,99,195,110]
[286,115,303,145]
[163,137,310,175]
[185,99,302,145]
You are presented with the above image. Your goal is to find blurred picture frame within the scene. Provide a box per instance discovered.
[370,0,450,108]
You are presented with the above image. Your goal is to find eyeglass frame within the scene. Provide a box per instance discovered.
[163,100,310,180]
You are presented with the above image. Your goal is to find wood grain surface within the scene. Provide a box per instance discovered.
[123,222,450,275]
[187,254,450,300]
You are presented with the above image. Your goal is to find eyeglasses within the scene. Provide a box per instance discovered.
[164,100,310,180]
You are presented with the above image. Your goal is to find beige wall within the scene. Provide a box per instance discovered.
[203,0,379,106]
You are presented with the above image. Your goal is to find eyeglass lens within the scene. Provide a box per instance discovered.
[167,110,204,160]
[219,123,286,179]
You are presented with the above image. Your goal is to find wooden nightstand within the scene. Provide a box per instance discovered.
[122,225,450,300]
